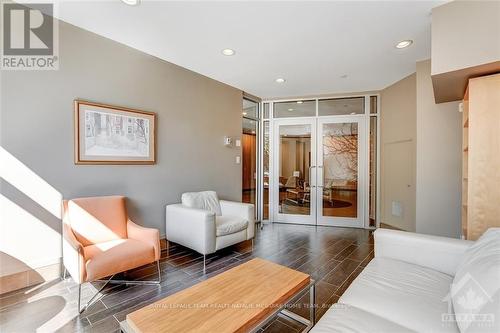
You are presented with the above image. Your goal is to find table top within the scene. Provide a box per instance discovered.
[126,258,310,333]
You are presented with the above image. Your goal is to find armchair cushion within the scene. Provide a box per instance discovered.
[83,239,155,281]
[68,196,128,246]
[216,215,248,237]
[181,191,222,216]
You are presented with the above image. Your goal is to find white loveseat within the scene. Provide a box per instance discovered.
[165,191,254,270]
[312,228,500,333]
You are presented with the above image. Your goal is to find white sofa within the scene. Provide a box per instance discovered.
[312,228,500,333]
[165,191,254,270]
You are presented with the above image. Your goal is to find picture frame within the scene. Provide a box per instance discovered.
[74,100,156,165]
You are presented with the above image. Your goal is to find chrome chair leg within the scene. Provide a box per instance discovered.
[156,260,161,283]
[80,261,162,313]
[79,274,114,313]
[203,255,206,273]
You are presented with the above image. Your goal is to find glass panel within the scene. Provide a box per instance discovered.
[263,121,270,220]
[279,124,311,215]
[263,103,270,119]
[242,118,257,208]
[274,100,315,118]
[370,96,378,114]
[369,117,377,227]
[243,98,258,119]
[319,97,364,116]
[322,122,358,218]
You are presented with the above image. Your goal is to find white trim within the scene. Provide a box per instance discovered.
[316,116,366,228]
[272,117,317,225]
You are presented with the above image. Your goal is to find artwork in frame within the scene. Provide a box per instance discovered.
[74,100,156,164]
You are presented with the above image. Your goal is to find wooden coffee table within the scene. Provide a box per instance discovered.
[120,258,315,332]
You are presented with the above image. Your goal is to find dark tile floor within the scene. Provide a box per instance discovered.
[0,223,374,333]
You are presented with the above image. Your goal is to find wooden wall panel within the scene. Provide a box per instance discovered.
[465,73,500,240]
[242,134,256,191]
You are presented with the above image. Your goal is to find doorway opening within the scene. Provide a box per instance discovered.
[260,95,379,228]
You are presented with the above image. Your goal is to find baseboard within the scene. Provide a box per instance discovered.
[380,222,403,231]
[0,261,62,295]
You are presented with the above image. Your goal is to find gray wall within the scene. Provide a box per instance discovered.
[1,20,242,274]
[416,60,461,238]
[380,73,417,232]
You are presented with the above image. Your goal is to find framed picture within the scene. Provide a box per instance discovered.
[74,100,156,165]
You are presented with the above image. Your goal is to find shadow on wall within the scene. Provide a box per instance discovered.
[0,147,63,286]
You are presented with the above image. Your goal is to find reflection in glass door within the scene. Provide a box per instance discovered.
[317,117,365,227]
[272,119,316,225]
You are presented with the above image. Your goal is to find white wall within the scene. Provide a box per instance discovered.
[416,60,462,238]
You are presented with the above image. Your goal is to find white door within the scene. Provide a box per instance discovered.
[316,116,366,227]
[272,118,317,225]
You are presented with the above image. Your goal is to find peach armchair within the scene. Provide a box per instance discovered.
[62,196,161,313]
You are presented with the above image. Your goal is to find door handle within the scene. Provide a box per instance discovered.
[309,166,316,188]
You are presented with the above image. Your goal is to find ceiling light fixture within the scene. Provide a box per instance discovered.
[296,101,303,104]
[222,48,235,56]
[121,0,140,6]
[275,78,286,83]
[395,40,413,49]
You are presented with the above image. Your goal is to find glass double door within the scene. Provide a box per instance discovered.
[272,116,366,227]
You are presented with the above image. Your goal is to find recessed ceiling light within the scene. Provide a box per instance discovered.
[222,48,235,56]
[275,78,286,83]
[121,0,140,5]
[296,101,303,104]
[395,40,413,49]
[242,112,247,116]
[288,108,294,112]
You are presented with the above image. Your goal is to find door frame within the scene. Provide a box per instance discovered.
[261,94,380,229]
[316,115,366,227]
[271,117,317,225]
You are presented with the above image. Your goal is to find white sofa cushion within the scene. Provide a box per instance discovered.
[339,257,459,333]
[311,303,415,333]
[181,191,222,216]
[452,228,500,333]
[215,215,248,237]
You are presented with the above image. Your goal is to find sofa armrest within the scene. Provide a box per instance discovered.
[62,222,85,283]
[127,219,161,261]
[374,229,473,276]
[220,200,255,240]
[165,204,216,255]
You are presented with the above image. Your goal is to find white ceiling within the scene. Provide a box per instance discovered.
[50,0,445,99]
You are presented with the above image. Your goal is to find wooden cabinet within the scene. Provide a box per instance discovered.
[462,73,500,240]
